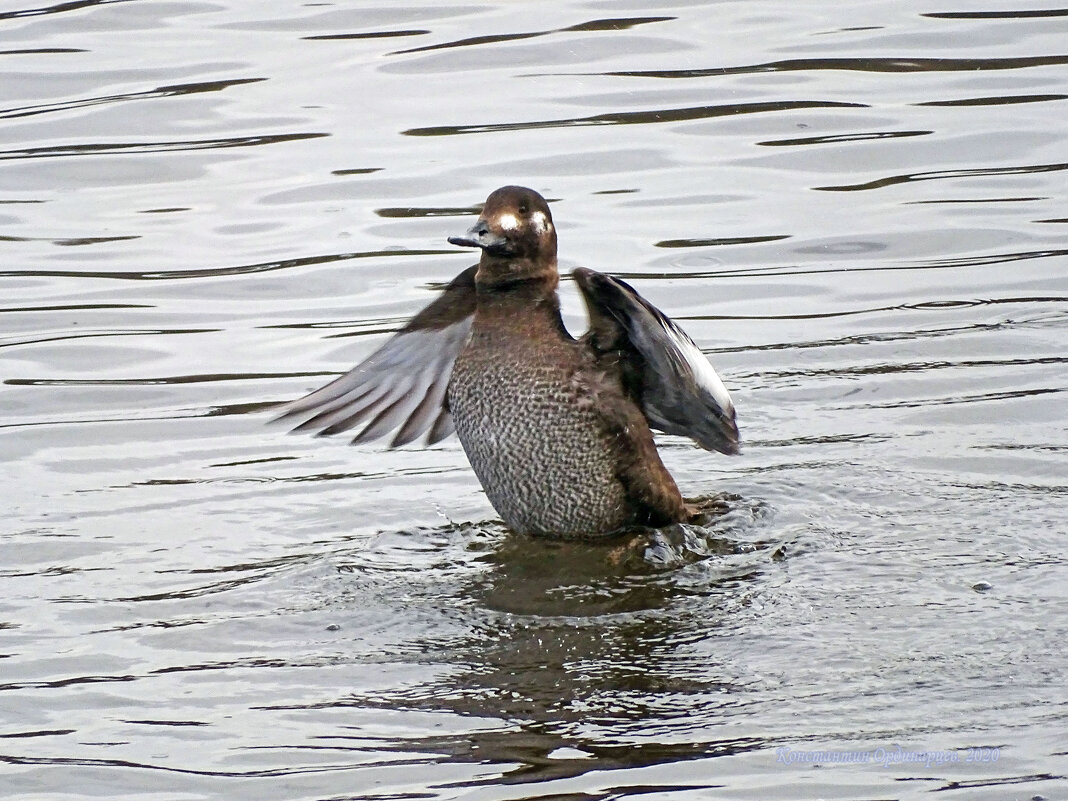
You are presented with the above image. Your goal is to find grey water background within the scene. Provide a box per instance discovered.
[1,0,1066,799]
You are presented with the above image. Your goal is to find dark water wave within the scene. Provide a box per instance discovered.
[618,248,1068,282]
[0,0,133,22]
[0,47,85,54]
[391,16,674,55]
[404,100,866,136]
[0,303,151,313]
[5,372,324,387]
[1,233,139,245]
[0,78,265,121]
[0,328,217,351]
[815,162,1068,192]
[0,400,277,430]
[755,355,1068,380]
[0,752,375,778]
[656,235,790,248]
[853,386,1064,410]
[685,296,1068,324]
[0,248,452,281]
[922,9,1068,20]
[600,55,1068,79]
[758,130,931,146]
[304,29,428,41]
[0,132,327,161]
[917,93,1067,107]
[906,196,1047,204]
[718,318,1056,354]
[375,204,483,218]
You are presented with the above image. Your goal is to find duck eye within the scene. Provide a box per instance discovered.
[517,204,529,215]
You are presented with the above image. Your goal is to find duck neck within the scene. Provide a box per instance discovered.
[472,269,567,338]
[475,254,559,293]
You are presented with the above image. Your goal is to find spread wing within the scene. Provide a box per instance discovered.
[574,267,740,455]
[274,266,477,447]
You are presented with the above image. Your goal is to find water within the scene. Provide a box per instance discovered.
[1,1,1066,799]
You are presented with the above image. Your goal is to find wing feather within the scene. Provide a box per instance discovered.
[573,267,740,455]
[390,371,452,447]
[274,266,476,447]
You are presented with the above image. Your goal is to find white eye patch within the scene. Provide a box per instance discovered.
[497,213,519,231]
[530,210,551,234]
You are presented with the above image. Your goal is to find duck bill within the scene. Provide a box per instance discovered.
[448,221,507,252]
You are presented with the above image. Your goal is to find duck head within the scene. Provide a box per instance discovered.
[448,186,558,288]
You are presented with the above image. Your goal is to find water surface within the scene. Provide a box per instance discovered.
[1,1,1066,799]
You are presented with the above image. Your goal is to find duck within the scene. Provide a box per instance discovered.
[276,186,739,538]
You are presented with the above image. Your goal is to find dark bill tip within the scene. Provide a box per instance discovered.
[448,236,479,248]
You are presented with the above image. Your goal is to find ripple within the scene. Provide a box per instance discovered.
[656,235,790,248]
[922,9,1068,20]
[917,93,1068,107]
[0,248,452,281]
[303,29,429,41]
[389,15,674,55]
[815,161,1068,192]
[757,129,931,147]
[403,100,866,136]
[599,54,1068,78]
[0,132,328,161]
[0,78,265,121]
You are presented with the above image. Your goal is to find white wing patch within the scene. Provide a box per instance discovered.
[667,321,736,416]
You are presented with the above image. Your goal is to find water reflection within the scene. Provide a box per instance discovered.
[286,499,780,784]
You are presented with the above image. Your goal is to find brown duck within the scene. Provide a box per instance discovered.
[277,186,739,538]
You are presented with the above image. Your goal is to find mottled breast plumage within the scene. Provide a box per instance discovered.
[448,297,634,537]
